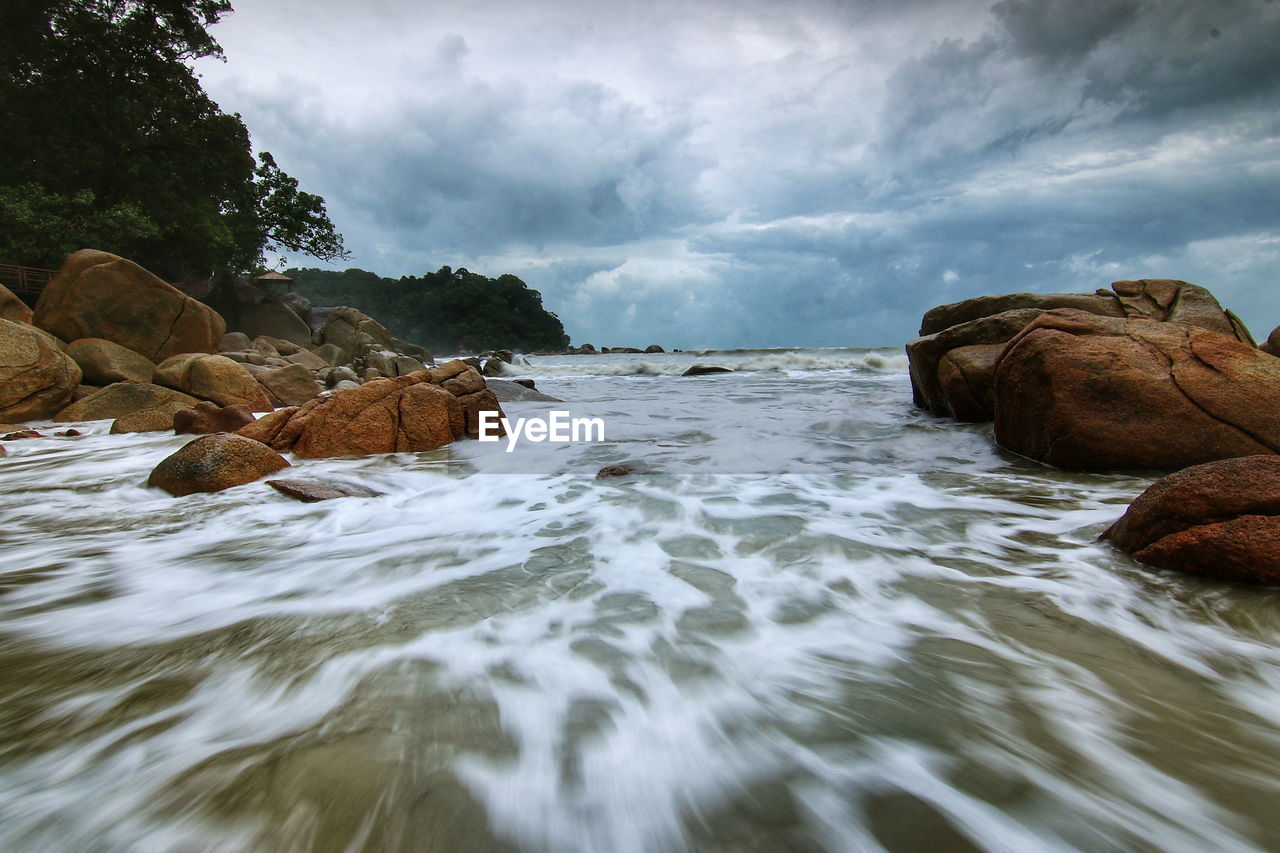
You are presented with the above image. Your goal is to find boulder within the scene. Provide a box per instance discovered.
[266,479,383,502]
[993,309,1280,471]
[219,332,252,352]
[486,379,563,402]
[1101,455,1280,584]
[255,335,301,356]
[154,353,274,412]
[33,250,224,361]
[255,363,322,406]
[597,464,636,479]
[1260,324,1280,356]
[148,434,291,497]
[285,349,328,371]
[482,357,508,377]
[910,280,1252,420]
[235,361,504,458]
[237,377,464,458]
[236,301,313,348]
[682,364,733,376]
[53,382,198,424]
[0,284,34,324]
[278,292,314,328]
[644,345,665,353]
[314,306,394,363]
[66,337,155,385]
[173,401,256,435]
[311,343,344,367]
[0,318,82,421]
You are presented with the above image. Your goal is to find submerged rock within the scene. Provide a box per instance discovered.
[682,364,733,376]
[1102,455,1280,584]
[596,463,636,479]
[266,479,383,502]
[148,434,290,496]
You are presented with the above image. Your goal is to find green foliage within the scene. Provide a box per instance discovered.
[288,266,572,353]
[0,0,346,277]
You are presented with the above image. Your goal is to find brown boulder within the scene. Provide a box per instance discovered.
[1102,455,1280,584]
[0,284,34,324]
[935,343,1005,423]
[267,479,383,502]
[33,250,225,361]
[0,318,82,421]
[314,306,394,363]
[53,381,197,425]
[147,434,291,496]
[173,401,256,435]
[993,309,1280,471]
[154,353,274,412]
[66,337,155,385]
[255,363,322,406]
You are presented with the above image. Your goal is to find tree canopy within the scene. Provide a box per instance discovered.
[287,266,572,354]
[0,0,346,278]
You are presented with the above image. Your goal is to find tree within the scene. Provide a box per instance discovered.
[0,1,346,277]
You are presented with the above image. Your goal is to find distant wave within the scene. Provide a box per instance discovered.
[495,349,909,378]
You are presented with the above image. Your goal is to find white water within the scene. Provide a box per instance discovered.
[2,348,1279,852]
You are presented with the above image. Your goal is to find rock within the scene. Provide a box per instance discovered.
[645,345,665,353]
[0,284,34,324]
[311,343,344,367]
[993,309,1280,471]
[255,363,322,406]
[173,401,256,435]
[2,429,43,440]
[0,318,82,421]
[391,338,432,363]
[314,306,395,364]
[391,355,426,376]
[52,381,197,425]
[236,377,466,458]
[513,378,536,389]
[73,384,100,400]
[322,365,360,387]
[935,344,1005,423]
[278,292,314,328]
[456,388,504,438]
[359,367,383,383]
[285,349,328,371]
[236,301,313,348]
[33,249,225,361]
[682,364,733,376]
[441,367,486,396]
[332,379,361,391]
[910,281,1253,420]
[1261,325,1280,356]
[256,335,301,356]
[575,343,596,354]
[219,332,252,352]
[596,463,636,479]
[609,346,644,353]
[1101,455,1280,584]
[154,353,274,411]
[66,337,156,385]
[54,429,80,437]
[266,479,383,502]
[486,379,563,402]
[147,434,291,497]
[920,292,1125,336]
[482,357,508,377]
[248,337,280,359]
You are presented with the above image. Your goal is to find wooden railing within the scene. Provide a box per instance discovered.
[0,264,58,306]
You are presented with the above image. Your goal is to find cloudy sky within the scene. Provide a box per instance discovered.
[195,0,1280,349]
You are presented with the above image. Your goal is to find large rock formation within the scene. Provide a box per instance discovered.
[993,310,1280,470]
[33,250,225,361]
[173,401,256,435]
[66,338,156,385]
[908,280,1252,422]
[148,434,291,496]
[1102,455,1280,584]
[154,353,274,412]
[314,306,396,364]
[0,318,82,421]
[236,360,502,458]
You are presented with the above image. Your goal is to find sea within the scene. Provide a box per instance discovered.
[2,347,1279,852]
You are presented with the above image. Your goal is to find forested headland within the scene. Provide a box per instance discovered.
[288,266,570,354]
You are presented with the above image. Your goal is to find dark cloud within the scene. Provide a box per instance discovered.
[199,0,1280,348]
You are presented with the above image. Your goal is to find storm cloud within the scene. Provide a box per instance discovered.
[197,0,1280,348]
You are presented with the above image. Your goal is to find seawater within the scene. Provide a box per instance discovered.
[1,348,1279,852]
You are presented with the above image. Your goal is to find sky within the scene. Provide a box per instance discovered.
[195,0,1280,349]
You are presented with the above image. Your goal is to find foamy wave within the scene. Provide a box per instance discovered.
[500,349,909,378]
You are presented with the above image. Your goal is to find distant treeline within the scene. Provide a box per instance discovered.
[287,266,570,354]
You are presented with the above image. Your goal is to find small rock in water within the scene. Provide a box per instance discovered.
[681,364,733,376]
[596,463,636,479]
[267,479,383,502]
[513,378,536,389]
[148,434,290,497]
[2,429,43,440]
[54,429,81,437]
